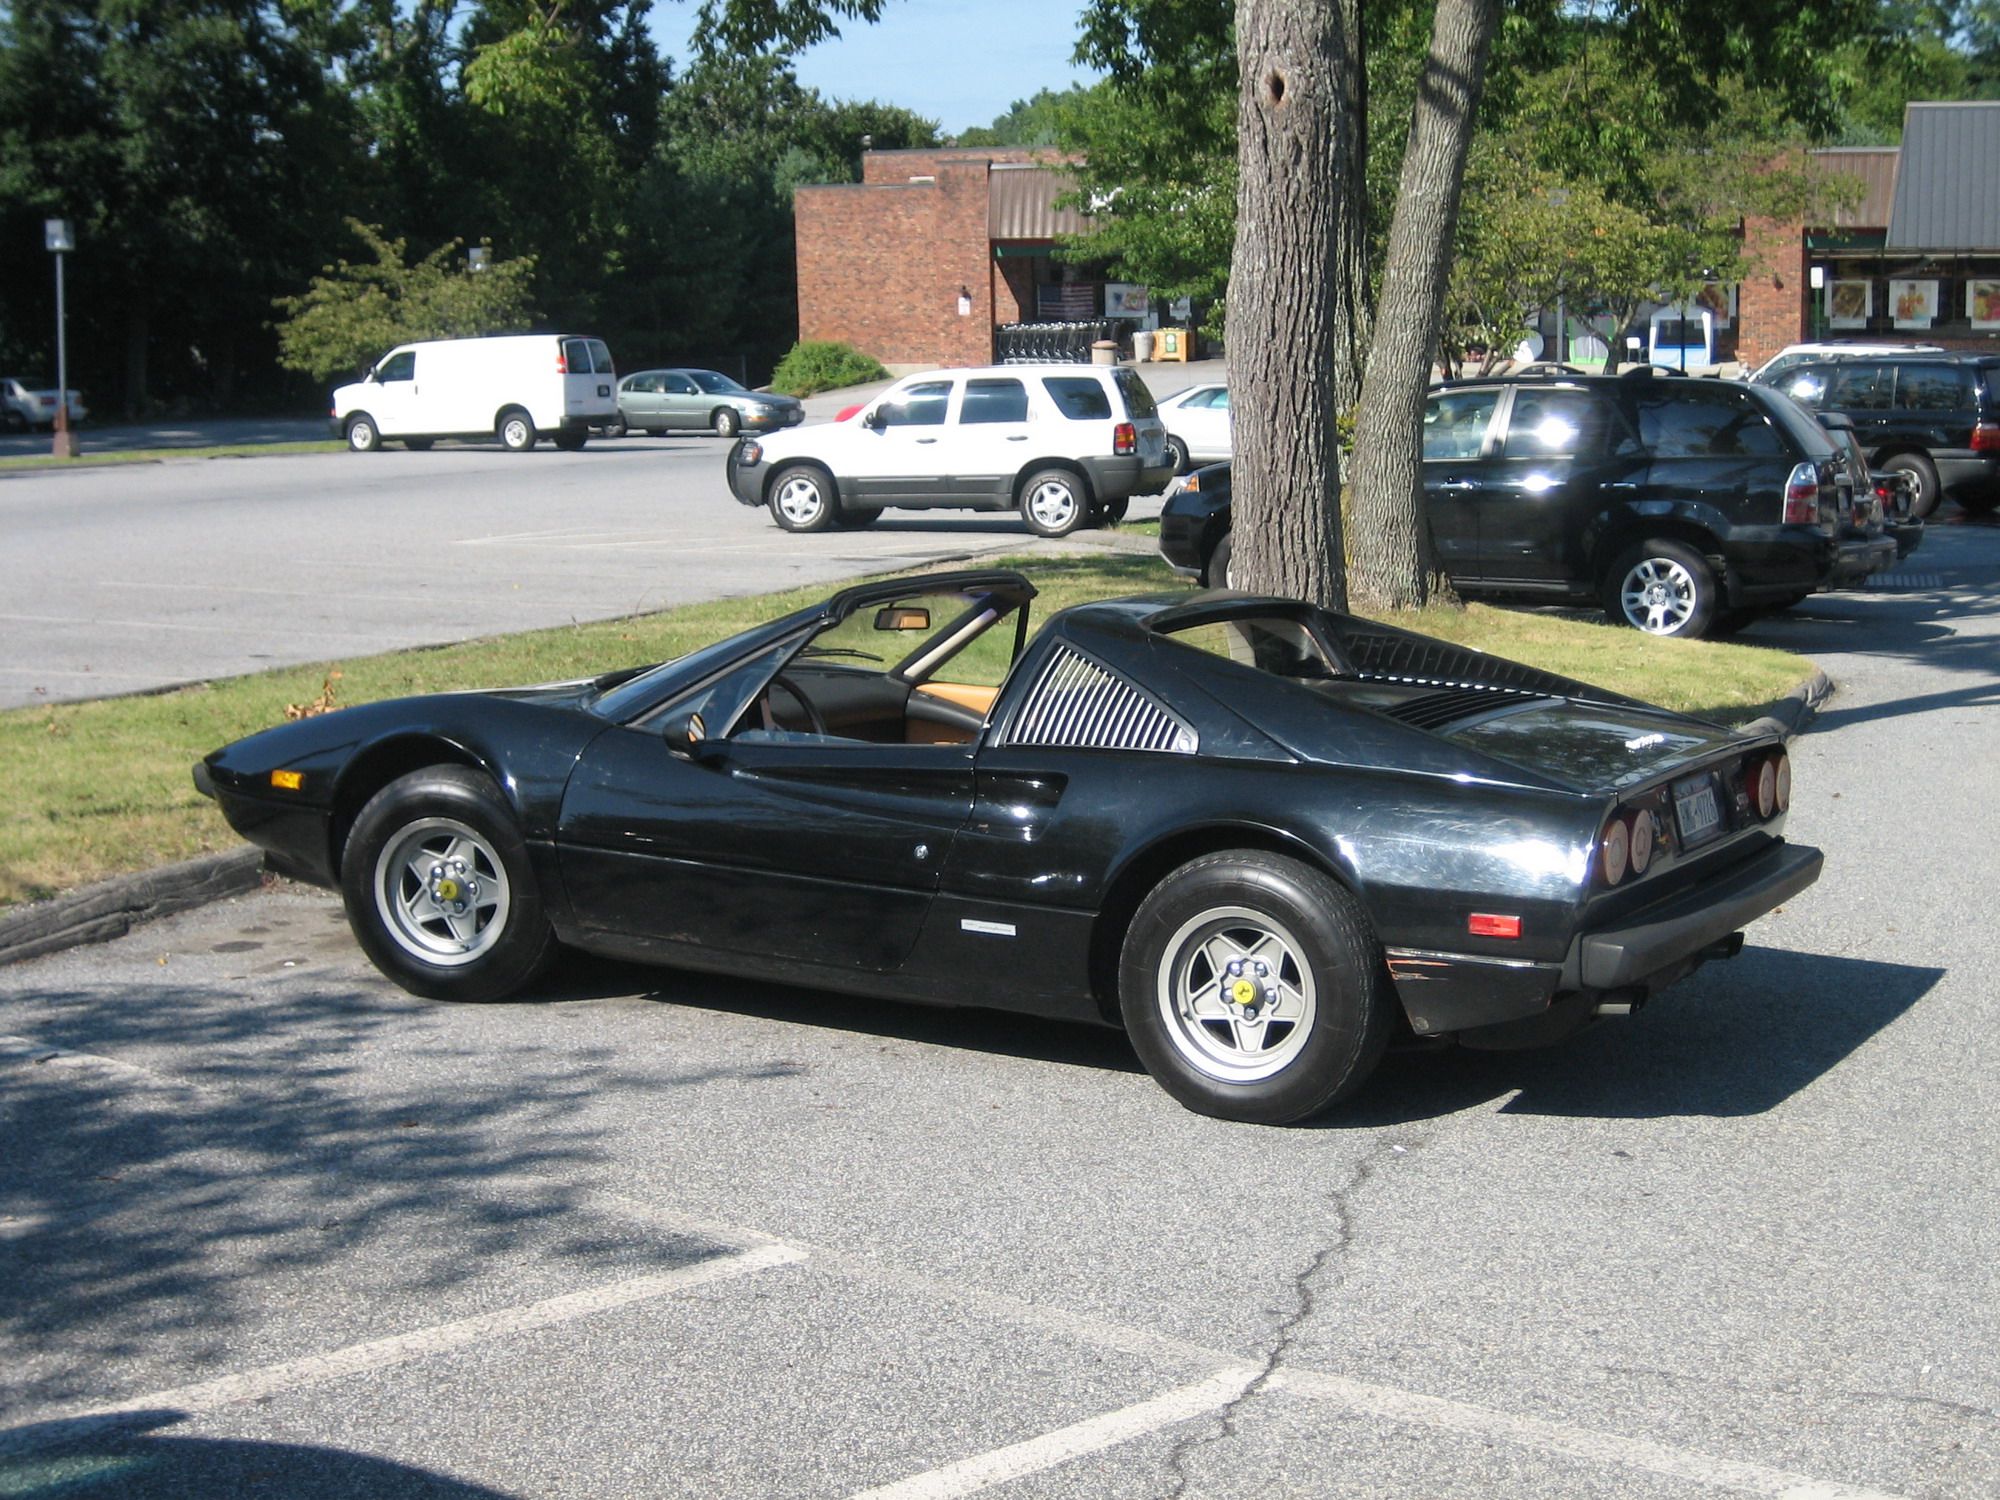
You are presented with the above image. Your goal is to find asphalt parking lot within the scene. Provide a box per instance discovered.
[4,515,1998,1497]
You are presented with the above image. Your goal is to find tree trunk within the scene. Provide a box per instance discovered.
[1343,0,1500,610]
[1330,0,1369,414]
[1225,0,1361,609]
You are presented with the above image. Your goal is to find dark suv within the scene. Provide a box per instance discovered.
[1767,353,2000,518]
[1159,370,1870,640]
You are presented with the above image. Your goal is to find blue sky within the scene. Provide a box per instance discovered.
[650,0,1104,135]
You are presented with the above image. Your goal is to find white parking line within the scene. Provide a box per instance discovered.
[0,1243,806,1458]
[849,1367,1259,1500]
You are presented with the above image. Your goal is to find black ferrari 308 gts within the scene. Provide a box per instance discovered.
[198,569,1822,1124]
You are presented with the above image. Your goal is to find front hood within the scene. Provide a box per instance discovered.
[1434,697,1744,792]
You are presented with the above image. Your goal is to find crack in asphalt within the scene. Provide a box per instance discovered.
[1155,1140,1414,1499]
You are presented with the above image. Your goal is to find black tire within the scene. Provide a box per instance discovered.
[1956,488,1999,516]
[345,414,381,453]
[1019,467,1088,538]
[838,507,883,528]
[1,408,27,434]
[1880,453,1940,519]
[1166,435,1191,475]
[1602,538,1718,639]
[1100,496,1130,526]
[552,429,587,452]
[713,408,741,438]
[339,766,557,1003]
[601,415,628,440]
[497,408,537,452]
[768,464,836,532]
[404,437,433,452]
[1205,531,1235,589]
[1119,852,1394,1124]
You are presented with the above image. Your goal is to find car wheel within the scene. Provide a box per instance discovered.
[1166,435,1191,475]
[1205,532,1235,589]
[404,437,433,452]
[498,409,537,451]
[1100,496,1130,526]
[1603,539,1718,639]
[1882,452,1940,519]
[1120,852,1394,1124]
[768,465,835,532]
[713,408,741,438]
[1019,468,1087,537]
[345,414,382,453]
[340,766,557,1003]
[3,409,29,434]
[552,429,587,451]
[838,507,883,528]
[602,415,628,439]
[1958,489,1999,516]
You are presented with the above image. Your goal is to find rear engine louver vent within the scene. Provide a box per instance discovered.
[1380,685,1544,732]
[1006,645,1198,753]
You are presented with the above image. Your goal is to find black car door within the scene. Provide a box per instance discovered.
[1476,387,1642,588]
[1420,388,1504,583]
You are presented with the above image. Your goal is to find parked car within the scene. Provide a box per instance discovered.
[195,569,1821,1125]
[331,334,617,452]
[1768,352,2000,518]
[1,375,86,431]
[604,369,803,439]
[1157,382,1232,473]
[725,364,1173,537]
[1747,341,1943,388]
[1162,369,1873,638]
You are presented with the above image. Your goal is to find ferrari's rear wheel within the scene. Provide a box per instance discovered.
[1120,852,1393,1124]
[341,766,555,1002]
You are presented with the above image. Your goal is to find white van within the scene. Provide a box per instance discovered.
[331,334,618,452]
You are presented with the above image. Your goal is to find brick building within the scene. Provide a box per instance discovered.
[795,147,1110,372]
[1734,102,2000,368]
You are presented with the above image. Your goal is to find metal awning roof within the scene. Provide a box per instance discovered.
[1886,102,2000,251]
[988,165,1093,240]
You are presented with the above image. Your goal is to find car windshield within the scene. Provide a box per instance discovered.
[688,370,747,394]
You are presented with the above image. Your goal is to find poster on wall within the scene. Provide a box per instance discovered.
[1105,283,1150,319]
[1971,280,2000,330]
[1889,279,1939,329]
[1826,279,1871,328]
[1695,282,1735,329]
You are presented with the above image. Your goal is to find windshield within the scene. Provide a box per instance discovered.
[689,370,747,394]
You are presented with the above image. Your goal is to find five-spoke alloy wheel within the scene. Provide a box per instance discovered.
[769,465,835,532]
[1604,539,1717,639]
[1019,468,1088,538]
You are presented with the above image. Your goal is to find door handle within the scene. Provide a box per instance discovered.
[1437,479,1479,491]
[1606,481,1640,491]
[1006,435,1027,441]
[916,437,938,444]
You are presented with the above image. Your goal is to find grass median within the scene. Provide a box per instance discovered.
[0,441,344,473]
[0,554,1816,910]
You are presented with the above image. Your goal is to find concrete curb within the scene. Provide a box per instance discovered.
[0,849,266,967]
[1741,667,1834,744]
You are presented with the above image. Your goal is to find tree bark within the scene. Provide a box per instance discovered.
[1343,0,1500,610]
[1330,0,1369,414]
[1225,0,1361,609]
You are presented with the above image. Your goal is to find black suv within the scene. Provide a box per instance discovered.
[1159,370,1873,640]
[1766,353,2000,518]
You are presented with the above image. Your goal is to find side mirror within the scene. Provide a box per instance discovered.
[862,408,886,431]
[662,707,711,758]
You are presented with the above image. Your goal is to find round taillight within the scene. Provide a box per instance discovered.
[1629,810,1654,875]
[1773,753,1791,813]
[1601,817,1630,886]
[1753,759,1777,819]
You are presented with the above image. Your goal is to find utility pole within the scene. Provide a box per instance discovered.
[45,219,78,460]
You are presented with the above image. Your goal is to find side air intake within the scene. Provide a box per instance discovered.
[1004,644,1198,753]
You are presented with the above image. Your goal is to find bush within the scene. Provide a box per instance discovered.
[769,341,889,397]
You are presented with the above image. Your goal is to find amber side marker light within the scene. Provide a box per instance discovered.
[270,770,304,791]
[1468,912,1522,939]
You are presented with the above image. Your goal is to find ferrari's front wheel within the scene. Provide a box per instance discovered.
[1119,852,1393,1124]
[340,766,556,1002]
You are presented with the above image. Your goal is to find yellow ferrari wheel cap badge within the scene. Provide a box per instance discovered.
[1230,977,1259,1007]
[436,878,460,903]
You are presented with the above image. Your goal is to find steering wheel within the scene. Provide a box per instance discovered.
[767,674,828,736]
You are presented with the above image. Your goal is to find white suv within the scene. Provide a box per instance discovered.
[726,364,1173,536]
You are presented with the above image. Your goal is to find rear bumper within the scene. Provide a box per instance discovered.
[1827,534,1897,587]
[1561,841,1824,992]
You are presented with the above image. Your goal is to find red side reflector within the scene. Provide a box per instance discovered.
[1468,912,1522,939]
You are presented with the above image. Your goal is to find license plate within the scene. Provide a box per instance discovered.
[1673,773,1721,847]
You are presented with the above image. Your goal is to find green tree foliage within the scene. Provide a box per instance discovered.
[957,87,1090,147]
[768,339,888,395]
[273,221,538,382]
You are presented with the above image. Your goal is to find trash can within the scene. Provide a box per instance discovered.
[1133,329,1156,362]
[1157,328,1189,362]
[1090,339,1117,366]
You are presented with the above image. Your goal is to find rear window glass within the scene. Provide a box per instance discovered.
[586,340,614,377]
[1501,390,1611,459]
[1422,389,1500,460]
[1112,368,1158,418]
[961,378,1029,425]
[1894,364,1973,411]
[1159,615,1346,682]
[1759,388,1839,460]
[1045,376,1112,421]
[1630,391,1785,459]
